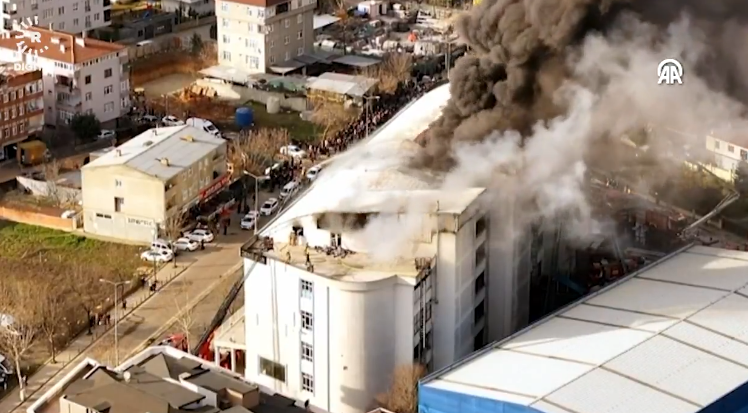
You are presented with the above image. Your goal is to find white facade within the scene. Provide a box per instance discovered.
[0,28,130,125]
[239,84,531,413]
[1,0,111,33]
[216,0,315,74]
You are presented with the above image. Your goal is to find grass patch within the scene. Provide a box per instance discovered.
[244,101,320,144]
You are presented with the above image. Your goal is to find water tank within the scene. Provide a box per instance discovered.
[266,97,281,114]
[235,107,254,128]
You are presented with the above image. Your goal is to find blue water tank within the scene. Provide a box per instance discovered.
[235,107,254,128]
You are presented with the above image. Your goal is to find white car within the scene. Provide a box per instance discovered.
[140,114,159,123]
[186,117,221,138]
[172,237,199,252]
[162,115,184,126]
[141,249,174,263]
[186,229,214,243]
[280,145,306,158]
[98,129,116,140]
[306,165,322,180]
[260,198,279,215]
[279,181,298,199]
[240,214,256,230]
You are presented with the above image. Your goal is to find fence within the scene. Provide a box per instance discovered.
[16,176,81,204]
[194,79,308,112]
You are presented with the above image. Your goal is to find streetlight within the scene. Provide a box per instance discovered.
[242,170,260,235]
[99,278,131,366]
[363,94,380,139]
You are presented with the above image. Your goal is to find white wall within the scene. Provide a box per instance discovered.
[243,257,415,413]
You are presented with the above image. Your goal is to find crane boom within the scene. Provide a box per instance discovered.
[681,191,740,236]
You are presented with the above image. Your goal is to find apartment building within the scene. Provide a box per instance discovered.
[1,0,111,33]
[0,64,43,161]
[235,84,532,413]
[216,0,315,74]
[0,27,130,126]
[81,125,228,243]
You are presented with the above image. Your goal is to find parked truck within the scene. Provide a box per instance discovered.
[16,140,49,166]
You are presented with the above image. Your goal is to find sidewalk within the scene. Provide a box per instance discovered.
[0,229,247,413]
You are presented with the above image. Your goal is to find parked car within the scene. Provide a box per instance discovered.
[0,353,12,376]
[172,237,199,252]
[280,145,306,158]
[140,114,159,123]
[97,129,116,140]
[162,115,184,126]
[240,214,256,230]
[260,198,279,215]
[141,249,174,263]
[60,209,76,219]
[186,117,221,138]
[279,181,299,199]
[306,165,322,181]
[186,229,214,243]
[151,239,173,252]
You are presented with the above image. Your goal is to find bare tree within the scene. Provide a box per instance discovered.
[42,158,62,207]
[362,53,412,95]
[37,280,68,364]
[228,128,290,176]
[0,278,44,401]
[310,103,357,141]
[172,286,195,352]
[161,213,186,267]
[376,364,426,413]
[67,261,103,335]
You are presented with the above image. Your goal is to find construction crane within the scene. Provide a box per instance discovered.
[679,190,740,239]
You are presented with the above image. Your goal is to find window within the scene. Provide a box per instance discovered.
[715,140,721,150]
[284,51,289,61]
[10,91,15,100]
[85,92,92,101]
[729,145,735,153]
[2,94,7,103]
[475,215,487,237]
[222,51,231,61]
[3,110,7,120]
[259,357,286,382]
[74,18,79,26]
[247,39,257,49]
[57,6,64,13]
[284,18,290,28]
[297,14,303,23]
[269,39,274,47]
[17,89,22,98]
[257,8,264,17]
[104,102,114,112]
[475,271,485,294]
[300,279,313,298]
[222,34,230,43]
[475,241,486,265]
[284,35,289,45]
[248,56,259,69]
[297,47,303,56]
[296,0,301,8]
[104,85,112,95]
[42,8,53,18]
[246,6,252,15]
[94,12,100,20]
[59,22,65,30]
[85,75,91,84]
[222,18,229,27]
[473,300,485,324]
[301,373,314,393]
[221,1,228,10]
[301,310,313,331]
[104,68,112,78]
[114,197,124,212]
[301,342,313,362]
[297,30,303,39]
[115,179,122,187]
[10,108,15,118]
[73,2,78,10]
[269,55,275,64]
[11,125,16,136]
[742,149,748,161]
[18,105,23,115]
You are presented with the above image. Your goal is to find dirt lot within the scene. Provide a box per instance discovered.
[141,73,200,98]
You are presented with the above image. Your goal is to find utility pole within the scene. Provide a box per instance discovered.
[99,279,131,366]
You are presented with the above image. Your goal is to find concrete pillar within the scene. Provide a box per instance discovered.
[230,348,237,372]
[214,346,221,365]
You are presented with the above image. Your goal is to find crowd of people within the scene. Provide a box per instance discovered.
[303,76,443,160]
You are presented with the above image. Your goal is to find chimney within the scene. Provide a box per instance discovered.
[123,372,132,383]
[48,23,52,31]
[75,37,85,47]
[51,37,60,44]
[160,158,170,166]
[82,30,87,39]
[60,44,65,53]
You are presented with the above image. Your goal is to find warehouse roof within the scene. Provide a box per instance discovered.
[422,245,748,413]
[306,72,378,97]
[83,125,226,181]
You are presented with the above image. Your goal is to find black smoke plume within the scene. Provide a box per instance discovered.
[415,0,748,170]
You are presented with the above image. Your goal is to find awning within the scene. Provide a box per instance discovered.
[269,59,306,75]
[199,65,252,84]
[200,174,231,201]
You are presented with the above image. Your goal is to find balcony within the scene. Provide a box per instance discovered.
[54,75,77,90]
[56,92,82,109]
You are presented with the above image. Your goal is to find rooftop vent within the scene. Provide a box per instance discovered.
[181,135,194,142]
[115,149,121,156]
[51,37,60,44]
[143,140,154,146]
[123,371,132,383]
[160,158,170,166]
[60,44,66,53]
[75,37,85,47]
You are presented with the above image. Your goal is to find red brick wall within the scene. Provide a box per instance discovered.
[0,206,73,231]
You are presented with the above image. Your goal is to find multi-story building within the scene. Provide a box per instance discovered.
[0,27,130,126]
[1,0,111,33]
[81,125,228,243]
[162,0,215,16]
[216,0,315,74]
[231,84,532,413]
[0,64,43,161]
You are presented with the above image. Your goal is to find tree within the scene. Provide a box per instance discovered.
[361,53,413,95]
[70,113,101,144]
[0,278,43,401]
[42,158,62,207]
[735,161,748,195]
[37,279,68,364]
[161,213,186,267]
[67,261,103,335]
[172,286,195,352]
[190,33,204,56]
[228,128,290,177]
[310,103,357,141]
[376,364,426,413]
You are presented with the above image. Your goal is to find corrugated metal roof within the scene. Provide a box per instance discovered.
[83,126,226,181]
[306,72,378,97]
[423,245,748,413]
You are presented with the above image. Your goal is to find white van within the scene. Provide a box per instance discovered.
[186,118,221,138]
[151,239,172,252]
[279,181,298,199]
